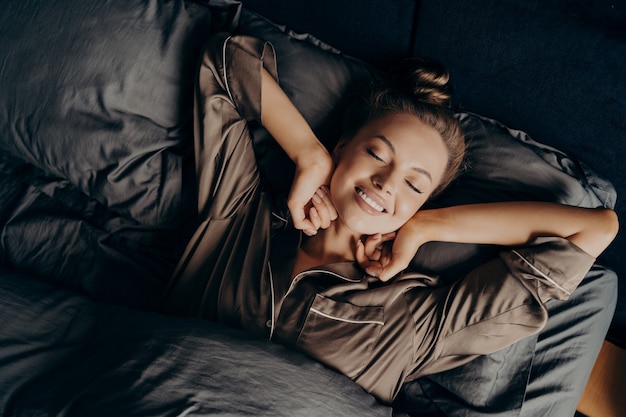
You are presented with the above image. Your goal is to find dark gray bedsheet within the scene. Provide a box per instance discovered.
[0,149,178,309]
[0,269,391,417]
[0,1,619,416]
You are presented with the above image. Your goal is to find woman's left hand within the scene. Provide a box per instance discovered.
[356,215,428,281]
[355,232,397,279]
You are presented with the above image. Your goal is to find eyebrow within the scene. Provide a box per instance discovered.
[372,135,433,183]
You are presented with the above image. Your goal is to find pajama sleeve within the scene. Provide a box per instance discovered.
[499,237,597,303]
[162,35,279,326]
[193,33,278,220]
[406,237,596,379]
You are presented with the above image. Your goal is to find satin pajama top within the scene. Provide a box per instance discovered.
[162,34,596,404]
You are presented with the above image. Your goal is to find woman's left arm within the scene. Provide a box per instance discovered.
[362,202,619,281]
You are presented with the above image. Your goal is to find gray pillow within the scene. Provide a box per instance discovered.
[0,0,237,227]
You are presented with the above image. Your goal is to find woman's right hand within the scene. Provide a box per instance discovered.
[288,146,337,235]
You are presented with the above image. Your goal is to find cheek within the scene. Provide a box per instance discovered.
[329,169,342,201]
[328,170,349,216]
[394,197,426,222]
[329,159,355,196]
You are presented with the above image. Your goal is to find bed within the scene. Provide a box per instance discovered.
[0,1,621,416]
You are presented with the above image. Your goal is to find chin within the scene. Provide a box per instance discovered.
[342,216,397,237]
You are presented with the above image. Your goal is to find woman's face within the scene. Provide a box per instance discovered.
[330,113,448,235]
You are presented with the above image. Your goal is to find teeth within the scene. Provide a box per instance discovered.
[358,190,384,212]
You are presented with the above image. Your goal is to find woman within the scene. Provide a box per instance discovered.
[163,34,618,404]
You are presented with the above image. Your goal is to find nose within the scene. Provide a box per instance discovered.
[372,170,394,196]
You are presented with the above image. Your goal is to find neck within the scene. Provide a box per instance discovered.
[300,218,359,264]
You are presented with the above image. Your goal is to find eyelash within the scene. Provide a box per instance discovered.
[366,147,383,162]
[406,180,423,194]
[366,147,423,195]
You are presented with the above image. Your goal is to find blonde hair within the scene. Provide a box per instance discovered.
[341,58,465,198]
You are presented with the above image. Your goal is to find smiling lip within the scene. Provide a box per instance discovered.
[354,186,387,215]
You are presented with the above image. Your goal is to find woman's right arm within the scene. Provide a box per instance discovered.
[260,68,337,235]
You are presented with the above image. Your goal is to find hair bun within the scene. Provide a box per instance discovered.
[391,58,451,106]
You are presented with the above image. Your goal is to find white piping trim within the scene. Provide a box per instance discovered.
[271,211,288,224]
[268,262,276,340]
[310,308,384,326]
[286,269,360,296]
[222,35,235,104]
[511,250,571,296]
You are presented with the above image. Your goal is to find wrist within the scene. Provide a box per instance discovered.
[293,142,332,172]
[408,209,450,245]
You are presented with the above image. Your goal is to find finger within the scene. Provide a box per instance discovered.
[368,248,382,262]
[288,202,309,229]
[363,233,382,257]
[309,206,322,230]
[364,262,384,279]
[375,254,411,282]
[287,176,321,229]
[310,191,333,229]
[301,206,318,235]
[302,226,318,236]
[290,204,317,235]
[318,187,338,221]
[354,240,371,269]
[288,192,320,232]
[366,231,397,262]
[379,244,392,267]
[378,231,397,244]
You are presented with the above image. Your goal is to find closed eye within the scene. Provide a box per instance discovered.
[406,180,423,194]
[367,147,385,162]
